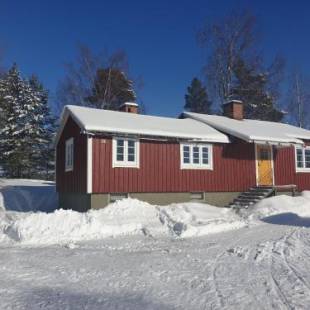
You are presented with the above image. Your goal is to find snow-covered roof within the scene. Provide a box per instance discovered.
[121,102,138,107]
[184,112,310,145]
[56,105,229,143]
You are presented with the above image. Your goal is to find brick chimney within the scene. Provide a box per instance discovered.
[223,100,243,120]
[119,102,139,114]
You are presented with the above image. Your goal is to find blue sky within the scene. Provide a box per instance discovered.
[1,0,310,117]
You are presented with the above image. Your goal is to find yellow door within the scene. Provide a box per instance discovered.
[257,145,273,186]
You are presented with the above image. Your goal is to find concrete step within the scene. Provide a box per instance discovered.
[238,194,265,200]
[249,189,272,195]
[234,198,261,203]
[226,186,275,209]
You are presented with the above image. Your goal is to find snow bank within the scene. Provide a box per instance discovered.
[245,191,310,223]
[0,199,246,245]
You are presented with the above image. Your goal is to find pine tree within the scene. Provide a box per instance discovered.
[184,78,212,114]
[231,59,284,121]
[0,64,35,177]
[87,68,136,110]
[28,75,56,179]
[0,64,56,179]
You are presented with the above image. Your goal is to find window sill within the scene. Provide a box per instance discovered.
[65,167,73,172]
[296,169,310,173]
[112,163,140,169]
[181,165,213,170]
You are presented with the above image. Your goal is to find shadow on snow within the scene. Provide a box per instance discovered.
[262,212,310,228]
[1,184,58,213]
[16,287,175,310]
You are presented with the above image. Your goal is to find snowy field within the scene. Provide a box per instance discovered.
[1,179,310,309]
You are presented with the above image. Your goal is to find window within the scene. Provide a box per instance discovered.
[110,193,128,203]
[190,192,204,200]
[260,149,270,160]
[112,138,139,168]
[295,146,310,172]
[180,143,213,169]
[65,138,74,172]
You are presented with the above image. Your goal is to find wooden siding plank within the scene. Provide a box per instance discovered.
[91,137,273,194]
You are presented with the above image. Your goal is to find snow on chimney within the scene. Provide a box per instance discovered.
[223,100,244,120]
[119,102,139,114]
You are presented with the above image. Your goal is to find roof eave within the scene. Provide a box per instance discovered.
[83,127,230,143]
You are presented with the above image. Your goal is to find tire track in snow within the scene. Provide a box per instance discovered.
[281,230,310,293]
[262,228,310,309]
[268,265,293,310]
[268,231,297,310]
[208,228,266,309]
[209,226,310,310]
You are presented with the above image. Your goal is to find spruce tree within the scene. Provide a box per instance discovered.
[0,65,56,179]
[28,75,56,179]
[87,68,136,110]
[231,59,283,121]
[184,78,212,114]
[0,64,34,177]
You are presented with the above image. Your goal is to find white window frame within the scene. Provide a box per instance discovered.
[65,137,74,172]
[112,137,140,168]
[180,143,213,170]
[295,145,310,173]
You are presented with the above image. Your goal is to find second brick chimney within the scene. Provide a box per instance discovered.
[119,102,139,114]
[223,100,244,120]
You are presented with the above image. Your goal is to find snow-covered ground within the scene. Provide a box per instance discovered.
[0,178,56,212]
[1,179,310,309]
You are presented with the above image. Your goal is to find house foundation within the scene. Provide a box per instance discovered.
[59,191,242,211]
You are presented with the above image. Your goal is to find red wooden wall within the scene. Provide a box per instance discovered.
[92,136,257,193]
[56,116,310,194]
[56,116,87,193]
[274,142,310,191]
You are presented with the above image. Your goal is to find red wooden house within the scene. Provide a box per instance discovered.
[56,101,310,211]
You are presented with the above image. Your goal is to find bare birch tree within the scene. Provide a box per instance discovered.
[198,10,260,104]
[287,69,310,128]
[198,10,286,121]
[56,44,143,114]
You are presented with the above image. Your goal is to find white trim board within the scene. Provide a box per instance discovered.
[87,136,93,193]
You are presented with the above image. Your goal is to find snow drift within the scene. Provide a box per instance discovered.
[0,199,246,245]
[1,178,310,246]
[247,191,310,221]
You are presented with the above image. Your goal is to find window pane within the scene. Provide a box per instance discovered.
[117,147,124,154]
[127,141,136,162]
[297,148,304,168]
[65,139,74,170]
[202,147,209,164]
[128,147,135,155]
[116,140,124,161]
[193,146,200,164]
[183,146,190,164]
[70,143,73,167]
[66,144,69,166]
[128,154,135,162]
[260,149,269,160]
[117,154,124,161]
[117,140,124,147]
[305,149,310,168]
[128,146,135,154]
[69,145,72,166]
[128,140,135,147]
